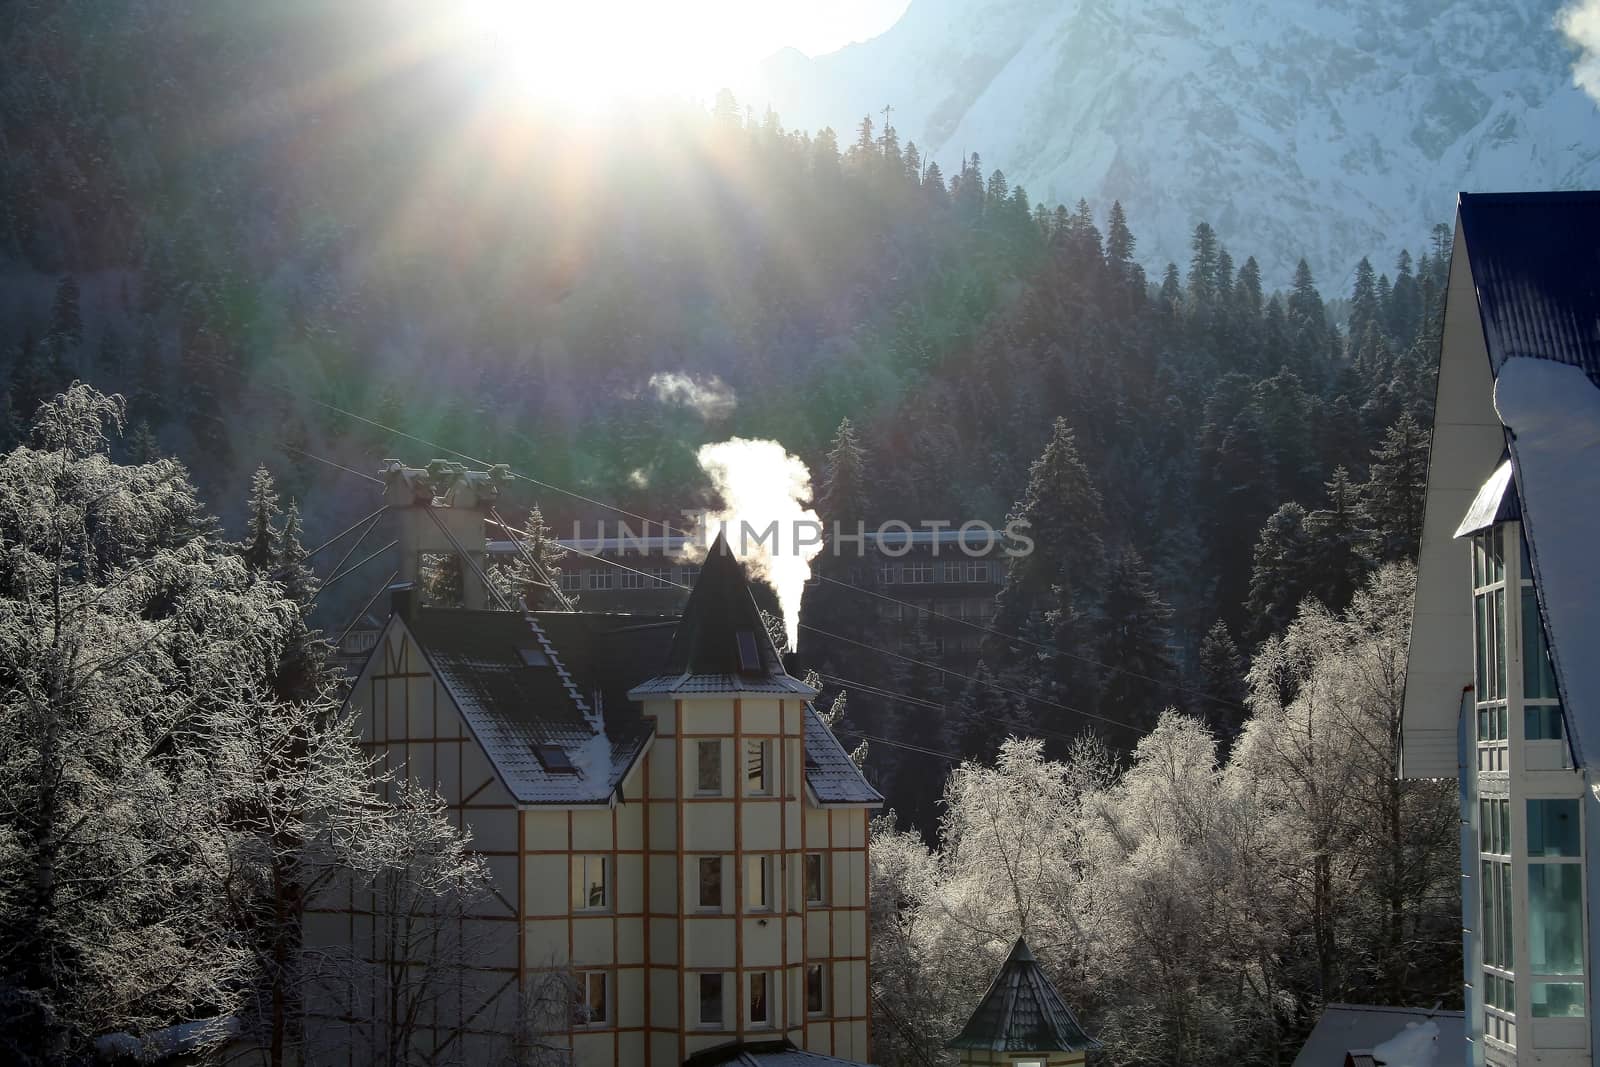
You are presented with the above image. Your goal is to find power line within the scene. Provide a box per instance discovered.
[239,380,1239,720]
[816,671,1083,747]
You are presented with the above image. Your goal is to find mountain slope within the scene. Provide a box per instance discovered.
[748,0,1600,284]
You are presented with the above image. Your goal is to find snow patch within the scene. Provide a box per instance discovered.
[1371,1019,1440,1067]
[1563,0,1600,106]
[1493,357,1600,766]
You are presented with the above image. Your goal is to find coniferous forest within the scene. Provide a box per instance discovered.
[0,3,1457,1065]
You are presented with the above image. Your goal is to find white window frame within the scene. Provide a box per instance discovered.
[579,970,609,1026]
[587,568,613,591]
[877,563,896,585]
[942,560,963,583]
[697,856,723,911]
[805,852,826,906]
[560,570,582,591]
[745,738,772,796]
[903,560,933,584]
[805,962,826,1016]
[748,971,772,1027]
[744,854,771,911]
[696,740,723,794]
[620,569,646,589]
[572,855,608,912]
[966,559,989,582]
[697,972,724,1028]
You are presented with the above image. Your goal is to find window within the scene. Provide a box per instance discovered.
[572,856,608,911]
[965,559,989,583]
[1533,981,1586,1018]
[902,560,933,584]
[745,854,770,910]
[652,567,672,588]
[942,560,963,583]
[1528,799,1580,858]
[877,563,897,585]
[805,963,825,1015]
[805,853,825,905]
[579,971,608,1025]
[748,972,770,1026]
[560,570,582,591]
[736,629,762,672]
[698,973,723,1027]
[698,857,723,910]
[745,739,771,794]
[697,740,722,794]
[621,569,646,589]
[877,602,900,621]
[1529,864,1584,975]
[588,569,613,590]
[676,565,700,586]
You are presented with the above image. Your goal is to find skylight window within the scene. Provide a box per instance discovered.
[535,743,575,773]
[518,646,550,667]
[735,629,761,673]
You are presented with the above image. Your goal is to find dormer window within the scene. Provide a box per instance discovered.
[535,743,575,773]
[735,629,761,673]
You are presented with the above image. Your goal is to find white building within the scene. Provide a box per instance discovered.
[1402,191,1600,1065]
[309,461,882,1066]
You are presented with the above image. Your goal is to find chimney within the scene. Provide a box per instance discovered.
[389,581,417,624]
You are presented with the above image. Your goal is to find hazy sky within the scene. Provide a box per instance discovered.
[467,0,914,109]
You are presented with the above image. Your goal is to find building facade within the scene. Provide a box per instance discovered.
[309,464,882,1066]
[1402,192,1600,1066]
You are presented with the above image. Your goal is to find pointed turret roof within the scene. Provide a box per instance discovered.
[947,938,1100,1054]
[628,533,816,697]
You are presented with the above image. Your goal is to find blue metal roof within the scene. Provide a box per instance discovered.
[1457,191,1600,385]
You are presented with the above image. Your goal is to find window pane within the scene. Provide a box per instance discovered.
[806,854,824,903]
[1527,705,1566,741]
[1529,864,1584,974]
[746,740,767,793]
[1482,860,1499,967]
[699,857,722,909]
[1524,587,1561,702]
[1528,800,1581,858]
[745,855,768,909]
[806,964,824,1014]
[699,973,723,1025]
[698,741,722,793]
[1491,525,1505,582]
[1494,588,1507,700]
[587,972,608,1022]
[1475,535,1485,588]
[1503,862,1514,971]
[1532,981,1586,1018]
[1475,595,1488,702]
[587,857,606,908]
[1500,800,1510,855]
[749,972,768,1023]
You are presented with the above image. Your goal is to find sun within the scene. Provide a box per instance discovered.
[457,0,764,114]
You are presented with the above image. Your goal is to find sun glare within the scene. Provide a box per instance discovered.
[460,1,760,114]
[456,0,911,115]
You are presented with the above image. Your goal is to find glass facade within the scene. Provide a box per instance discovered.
[1528,864,1584,976]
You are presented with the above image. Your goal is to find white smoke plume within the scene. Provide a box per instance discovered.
[1563,0,1600,104]
[691,438,823,652]
[648,372,738,420]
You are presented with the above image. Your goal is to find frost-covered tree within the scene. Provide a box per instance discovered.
[1096,549,1177,736]
[1361,411,1429,562]
[0,384,249,1061]
[488,504,567,609]
[1244,503,1313,642]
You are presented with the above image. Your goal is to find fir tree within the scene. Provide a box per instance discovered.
[1187,222,1220,309]
[238,465,282,574]
[1196,619,1247,736]
[1362,411,1429,562]
[1304,466,1371,612]
[1348,257,1379,350]
[1244,502,1314,640]
[1096,549,1177,736]
[49,273,83,350]
[491,504,567,609]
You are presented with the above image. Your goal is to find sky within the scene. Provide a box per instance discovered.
[463,0,913,111]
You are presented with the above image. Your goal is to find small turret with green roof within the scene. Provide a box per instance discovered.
[946,938,1101,1066]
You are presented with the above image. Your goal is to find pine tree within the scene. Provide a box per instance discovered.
[1105,200,1136,278]
[1244,502,1314,640]
[124,418,162,463]
[1196,620,1246,736]
[1348,257,1379,350]
[944,659,1023,763]
[1187,222,1220,309]
[1362,411,1429,562]
[1304,466,1372,612]
[1096,549,1177,736]
[491,504,567,609]
[49,273,83,351]
[239,465,282,573]
[817,417,869,526]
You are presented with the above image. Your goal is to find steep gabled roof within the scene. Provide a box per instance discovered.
[802,703,882,807]
[402,608,651,805]
[1457,191,1600,387]
[628,533,815,698]
[947,939,1099,1054]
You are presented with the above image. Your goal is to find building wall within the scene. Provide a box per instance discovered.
[314,621,874,1066]
[1463,521,1591,1067]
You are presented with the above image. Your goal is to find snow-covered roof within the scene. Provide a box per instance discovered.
[1492,357,1600,768]
[1291,1004,1462,1067]
[802,703,883,807]
[1452,457,1518,538]
[404,609,651,806]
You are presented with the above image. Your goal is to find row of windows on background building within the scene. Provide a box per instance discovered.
[1478,795,1587,1051]
[557,558,1001,592]
[875,598,996,622]
[568,852,831,914]
[572,964,831,1028]
[561,565,702,592]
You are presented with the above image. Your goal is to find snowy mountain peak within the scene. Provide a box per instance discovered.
[745,0,1600,285]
